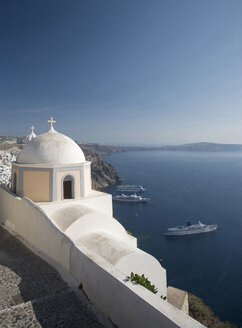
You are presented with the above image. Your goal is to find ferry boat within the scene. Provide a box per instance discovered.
[113,194,150,203]
[117,185,146,193]
[165,221,218,236]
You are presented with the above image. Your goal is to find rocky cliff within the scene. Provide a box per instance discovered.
[82,149,121,191]
[188,293,238,328]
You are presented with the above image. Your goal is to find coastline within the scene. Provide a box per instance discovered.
[188,293,238,328]
[0,139,241,327]
[104,150,241,327]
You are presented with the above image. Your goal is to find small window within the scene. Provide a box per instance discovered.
[63,175,74,199]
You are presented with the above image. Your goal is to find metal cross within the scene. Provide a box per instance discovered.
[30,125,35,133]
[48,117,56,128]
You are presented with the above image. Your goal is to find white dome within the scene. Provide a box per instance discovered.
[22,131,37,144]
[17,128,86,164]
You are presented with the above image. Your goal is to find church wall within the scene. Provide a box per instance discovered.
[23,170,50,202]
[79,191,113,217]
[114,250,167,298]
[37,191,112,217]
[73,230,166,296]
[69,244,204,328]
[64,211,133,246]
[0,186,71,270]
[83,164,91,197]
[0,186,205,328]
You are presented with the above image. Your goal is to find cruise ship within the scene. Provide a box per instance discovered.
[117,185,145,193]
[165,221,218,236]
[113,194,150,203]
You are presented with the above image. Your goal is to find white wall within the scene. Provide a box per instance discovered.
[64,211,132,244]
[0,187,71,270]
[70,244,205,328]
[40,190,113,217]
[115,249,167,298]
[80,191,113,216]
[0,187,205,328]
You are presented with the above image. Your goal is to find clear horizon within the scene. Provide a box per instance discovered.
[0,0,241,145]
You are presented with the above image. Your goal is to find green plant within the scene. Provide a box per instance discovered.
[0,183,11,191]
[127,272,158,294]
[160,295,167,300]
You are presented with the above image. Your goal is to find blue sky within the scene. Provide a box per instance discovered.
[0,0,241,145]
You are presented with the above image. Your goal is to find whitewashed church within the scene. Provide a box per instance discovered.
[0,118,204,328]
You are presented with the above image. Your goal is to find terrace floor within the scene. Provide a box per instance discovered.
[0,225,113,328]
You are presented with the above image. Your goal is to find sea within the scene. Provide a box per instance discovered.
[104,150,242,326]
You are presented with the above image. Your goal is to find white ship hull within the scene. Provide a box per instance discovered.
[113,193,150,203]
[117,190,144,193]
[117,185,145,193]
[165,224,217,236]
[113,197,149,203]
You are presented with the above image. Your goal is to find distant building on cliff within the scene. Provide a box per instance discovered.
[0,118,204,328]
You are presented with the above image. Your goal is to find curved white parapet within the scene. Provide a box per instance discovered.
[76,231,136,265]
[0,187,72,271]
[0,187,205,328]
[115,249,167,298]
[64,210,134,245]
[76,231,167,298]
[51,205,94,231]
[39,191,113,217]
[69,243,205,328]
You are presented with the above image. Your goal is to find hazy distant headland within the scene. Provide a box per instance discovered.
[2,135,242,153]
[78,141,242,155]
[154,142,242,152]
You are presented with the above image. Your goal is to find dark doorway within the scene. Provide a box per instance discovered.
[63,176,74,199]
[12,173,17,194]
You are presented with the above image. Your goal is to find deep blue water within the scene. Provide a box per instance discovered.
[104,151,242,326]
